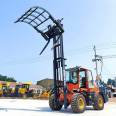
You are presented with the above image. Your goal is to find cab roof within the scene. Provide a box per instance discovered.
[66,66,91,71]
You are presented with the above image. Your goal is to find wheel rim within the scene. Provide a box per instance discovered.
[78,98,85,110]
[98,97,103,108]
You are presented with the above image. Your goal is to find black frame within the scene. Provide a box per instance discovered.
[15,6,67,108]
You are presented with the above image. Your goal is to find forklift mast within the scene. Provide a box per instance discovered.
[15,6,66,104]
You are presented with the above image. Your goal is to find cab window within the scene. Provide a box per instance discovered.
[66,70,78,83]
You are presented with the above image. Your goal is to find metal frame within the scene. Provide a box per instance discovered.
[15,6,67,108]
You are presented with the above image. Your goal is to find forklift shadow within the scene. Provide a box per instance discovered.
[0,106,94,114]
[36,106,95,114]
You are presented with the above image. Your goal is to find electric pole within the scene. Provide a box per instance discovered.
[93,45,98,76]
[92,45,103,77]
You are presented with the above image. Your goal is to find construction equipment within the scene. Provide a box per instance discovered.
[107,82,116,97]
[38,90,50,99]
[0,84,2,96]
[10,83,22,97]
[11,82,33,98]
[0,83,8,97]
[18,83,33,98]
[15,6,108,113]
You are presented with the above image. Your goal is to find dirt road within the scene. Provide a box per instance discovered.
[0,99,116,116]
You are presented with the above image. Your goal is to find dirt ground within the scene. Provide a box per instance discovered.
[0,98,116,116]
[109,97,116,103]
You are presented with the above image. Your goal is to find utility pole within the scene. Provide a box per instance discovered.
[115,77,116,87]
[93,45,98,76]
[92,45,103,77]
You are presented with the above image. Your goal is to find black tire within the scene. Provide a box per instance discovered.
[93,94,104,110]
[71,94,86,113]
[49,94,63,111]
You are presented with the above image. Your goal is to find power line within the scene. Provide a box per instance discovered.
[102,64,116,78]
[65,42,116,55]
[1,42,116,66]
[0,55,52,66]
[102,55,116,59]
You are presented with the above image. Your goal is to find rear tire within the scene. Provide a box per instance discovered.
[49,94,63,111]
[93,94,104,110]
[71,94,86,113]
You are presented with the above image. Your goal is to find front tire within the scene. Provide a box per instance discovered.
[71,94,86,113]
[49,94,63,111]
[93,94,104,110]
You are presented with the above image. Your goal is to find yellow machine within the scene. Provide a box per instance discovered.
[0,83,8,97]
[0,84,3,96]
[39,90,50,99]
[11,82,33,97]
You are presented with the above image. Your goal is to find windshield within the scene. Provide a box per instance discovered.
[16,85,22,89]
[22,84,29,89]
[2,86,7,90]
[66,70,78,83]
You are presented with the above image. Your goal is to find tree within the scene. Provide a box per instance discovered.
[0,74,16,82]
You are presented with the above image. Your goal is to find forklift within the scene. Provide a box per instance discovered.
[15,6,108,113]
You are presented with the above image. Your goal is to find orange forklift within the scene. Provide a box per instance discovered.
[15,6,108,113]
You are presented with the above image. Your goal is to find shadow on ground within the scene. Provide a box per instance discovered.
[0,106,95,114]
[36,106,94,114]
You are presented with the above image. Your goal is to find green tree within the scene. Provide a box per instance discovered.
[0,74,16,82]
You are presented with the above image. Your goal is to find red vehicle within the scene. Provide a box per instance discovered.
[49,67,108,113]
[15,6,108,113]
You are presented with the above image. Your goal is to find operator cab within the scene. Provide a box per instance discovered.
[2,84,7,90]
[66,68,78,84]
[22,84,30,91]
[66,67,94,91]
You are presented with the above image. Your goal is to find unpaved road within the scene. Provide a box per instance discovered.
[0,99,116,116]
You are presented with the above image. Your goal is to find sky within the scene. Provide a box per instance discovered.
[0,0,116,83]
